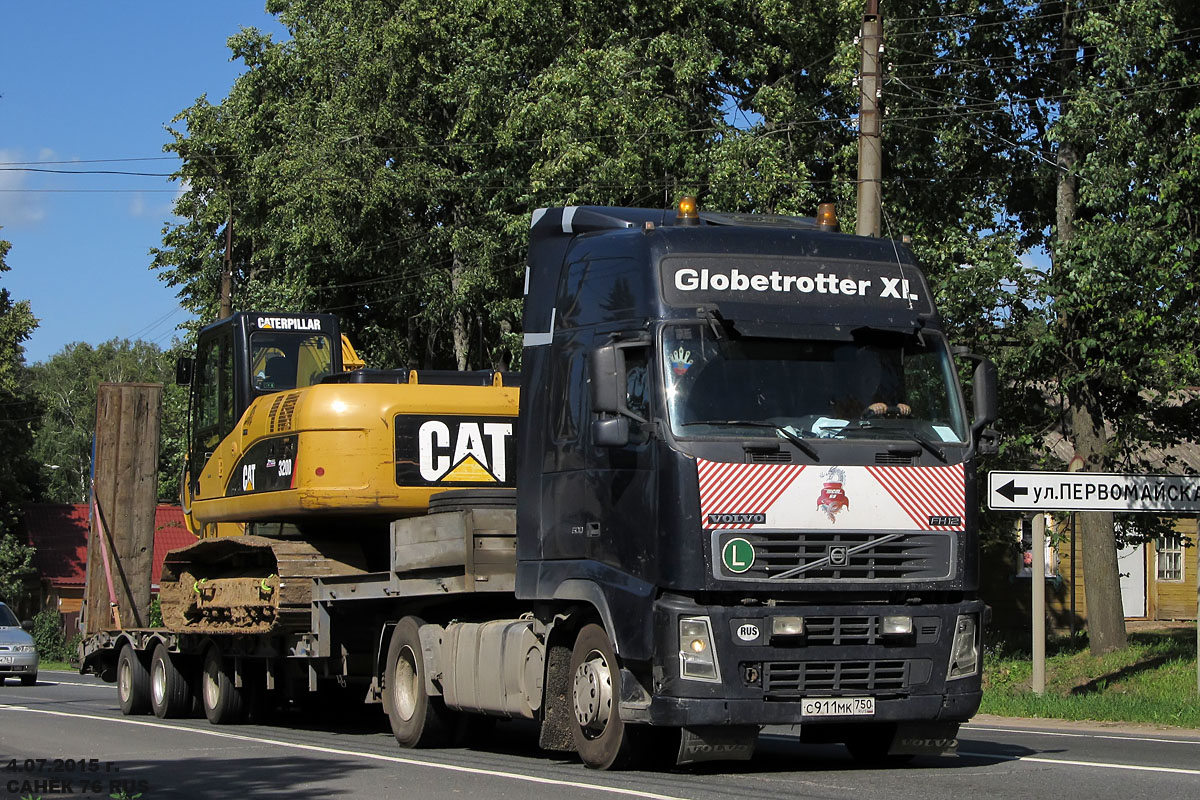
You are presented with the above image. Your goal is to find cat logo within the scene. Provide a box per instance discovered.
[417,420,513,483]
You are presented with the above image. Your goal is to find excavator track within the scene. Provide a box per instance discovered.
[159,535,367,634]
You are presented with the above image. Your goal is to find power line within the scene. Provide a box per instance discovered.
[886,1,1130,39]
[0,167,174,177]
[0,189,179,194]
[0,156,177,167]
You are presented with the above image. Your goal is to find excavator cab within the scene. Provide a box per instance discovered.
[178,312,342,494]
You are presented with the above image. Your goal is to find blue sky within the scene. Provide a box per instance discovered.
[0,3,288,363]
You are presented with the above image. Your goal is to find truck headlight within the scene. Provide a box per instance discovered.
[946,615,979,680]
[679,617,721,682]
[881,615,913,636]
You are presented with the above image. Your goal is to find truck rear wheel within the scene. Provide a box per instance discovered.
[117,644,150,716]
[384,616,452,748]
[201,647,245,724]
[570,623,636,770]
[150,643,193,719]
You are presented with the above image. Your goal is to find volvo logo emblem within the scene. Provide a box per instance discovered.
[827,545,849,567]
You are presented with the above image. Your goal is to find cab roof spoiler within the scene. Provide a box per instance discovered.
[530,205,826,238]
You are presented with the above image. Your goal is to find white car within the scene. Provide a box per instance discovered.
[0,602,38,686]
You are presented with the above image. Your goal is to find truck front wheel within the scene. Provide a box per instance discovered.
[570,623,636,770]
[201,647,245,724]
[117,644,150,716]
[150,643,193,719]
[384,616,453,748]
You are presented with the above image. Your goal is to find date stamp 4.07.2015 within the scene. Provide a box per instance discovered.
[4,758,149,799]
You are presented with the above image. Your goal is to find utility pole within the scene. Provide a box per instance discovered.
[219,196,233,319]
[856,0,883,238]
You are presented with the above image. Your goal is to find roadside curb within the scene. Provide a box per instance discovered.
[967,713,1200,740]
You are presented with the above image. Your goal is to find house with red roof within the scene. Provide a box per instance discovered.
[21,504,196,637]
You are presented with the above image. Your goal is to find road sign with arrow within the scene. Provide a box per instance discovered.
[987,471,1200,513]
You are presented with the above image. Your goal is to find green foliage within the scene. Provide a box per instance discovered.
[31,608,80,664]
[0,234,39,605]
[982,628,1200,727]
[148,2,1200,647]
[148,595,163,628]
[28,338,186,504]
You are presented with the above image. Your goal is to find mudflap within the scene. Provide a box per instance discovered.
[676,725,759,765]
[889,722,960,757]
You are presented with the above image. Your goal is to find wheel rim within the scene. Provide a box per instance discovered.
[572,648,613,738]
[151,658,166,705]
[392,645,418,721]
[203,660,220,709]
[118,659,131,702]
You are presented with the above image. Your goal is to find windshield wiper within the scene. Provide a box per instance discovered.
[680,420,819,460]
[839,421,947,462]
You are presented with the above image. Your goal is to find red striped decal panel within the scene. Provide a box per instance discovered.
[696,458,806,529]
[864,463,966,531]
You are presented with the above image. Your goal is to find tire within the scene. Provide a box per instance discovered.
[201,646,245,724]
[383,616,453,748]
[20,674,37,687]
[117,644,150,716]
[569,623,637,770]
[150,643,193,719]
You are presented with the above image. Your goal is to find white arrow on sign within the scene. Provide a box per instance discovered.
[988,471,1200,513]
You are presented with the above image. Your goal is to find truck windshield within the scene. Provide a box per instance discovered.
[251,332,335,394]
[661,323,968,444]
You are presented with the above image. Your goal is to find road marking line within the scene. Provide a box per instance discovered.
[957,750,1200,776]
[0,704,691,800]
[26,679,114,690]
[964,724,1200,747]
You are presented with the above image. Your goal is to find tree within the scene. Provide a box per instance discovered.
[1032,0,1200,653]
[0,234,39,604]
[29,338,186,505]
[149,0,1200,652]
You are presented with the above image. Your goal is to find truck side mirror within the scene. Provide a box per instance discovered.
[592,417,630,448]
[972,358,997,426]
[589,343,624,414]
[175,356,195,387]
[968,356,999,456]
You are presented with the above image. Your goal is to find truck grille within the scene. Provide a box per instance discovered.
[803,616,878,645]
[714,530,954,582]
[764,660,909,695]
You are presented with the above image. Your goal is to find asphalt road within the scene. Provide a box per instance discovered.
[3,671,1200,800]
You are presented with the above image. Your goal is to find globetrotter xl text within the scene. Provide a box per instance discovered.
[673,268,918,301]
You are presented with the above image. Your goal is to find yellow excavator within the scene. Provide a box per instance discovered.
[164,312,519,634]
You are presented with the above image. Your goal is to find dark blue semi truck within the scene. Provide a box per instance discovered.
[480,200,996,767]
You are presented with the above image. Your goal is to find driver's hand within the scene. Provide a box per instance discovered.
[866,402,912,417]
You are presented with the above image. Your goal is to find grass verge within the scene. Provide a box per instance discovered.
[981,627,1200,728]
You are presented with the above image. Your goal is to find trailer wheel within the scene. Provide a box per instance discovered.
[150,643,193,719]
[201,647,245,724]
[117,644,150,716]
[384,616,452,748]
[570,623,636,770]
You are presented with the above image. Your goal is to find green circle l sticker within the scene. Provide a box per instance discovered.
[722,538,755,574]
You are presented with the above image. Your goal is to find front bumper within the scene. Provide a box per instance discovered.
[0,652,39,677]
[620,595,984,728]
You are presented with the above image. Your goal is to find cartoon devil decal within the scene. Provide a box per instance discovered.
[816,466,850,522]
